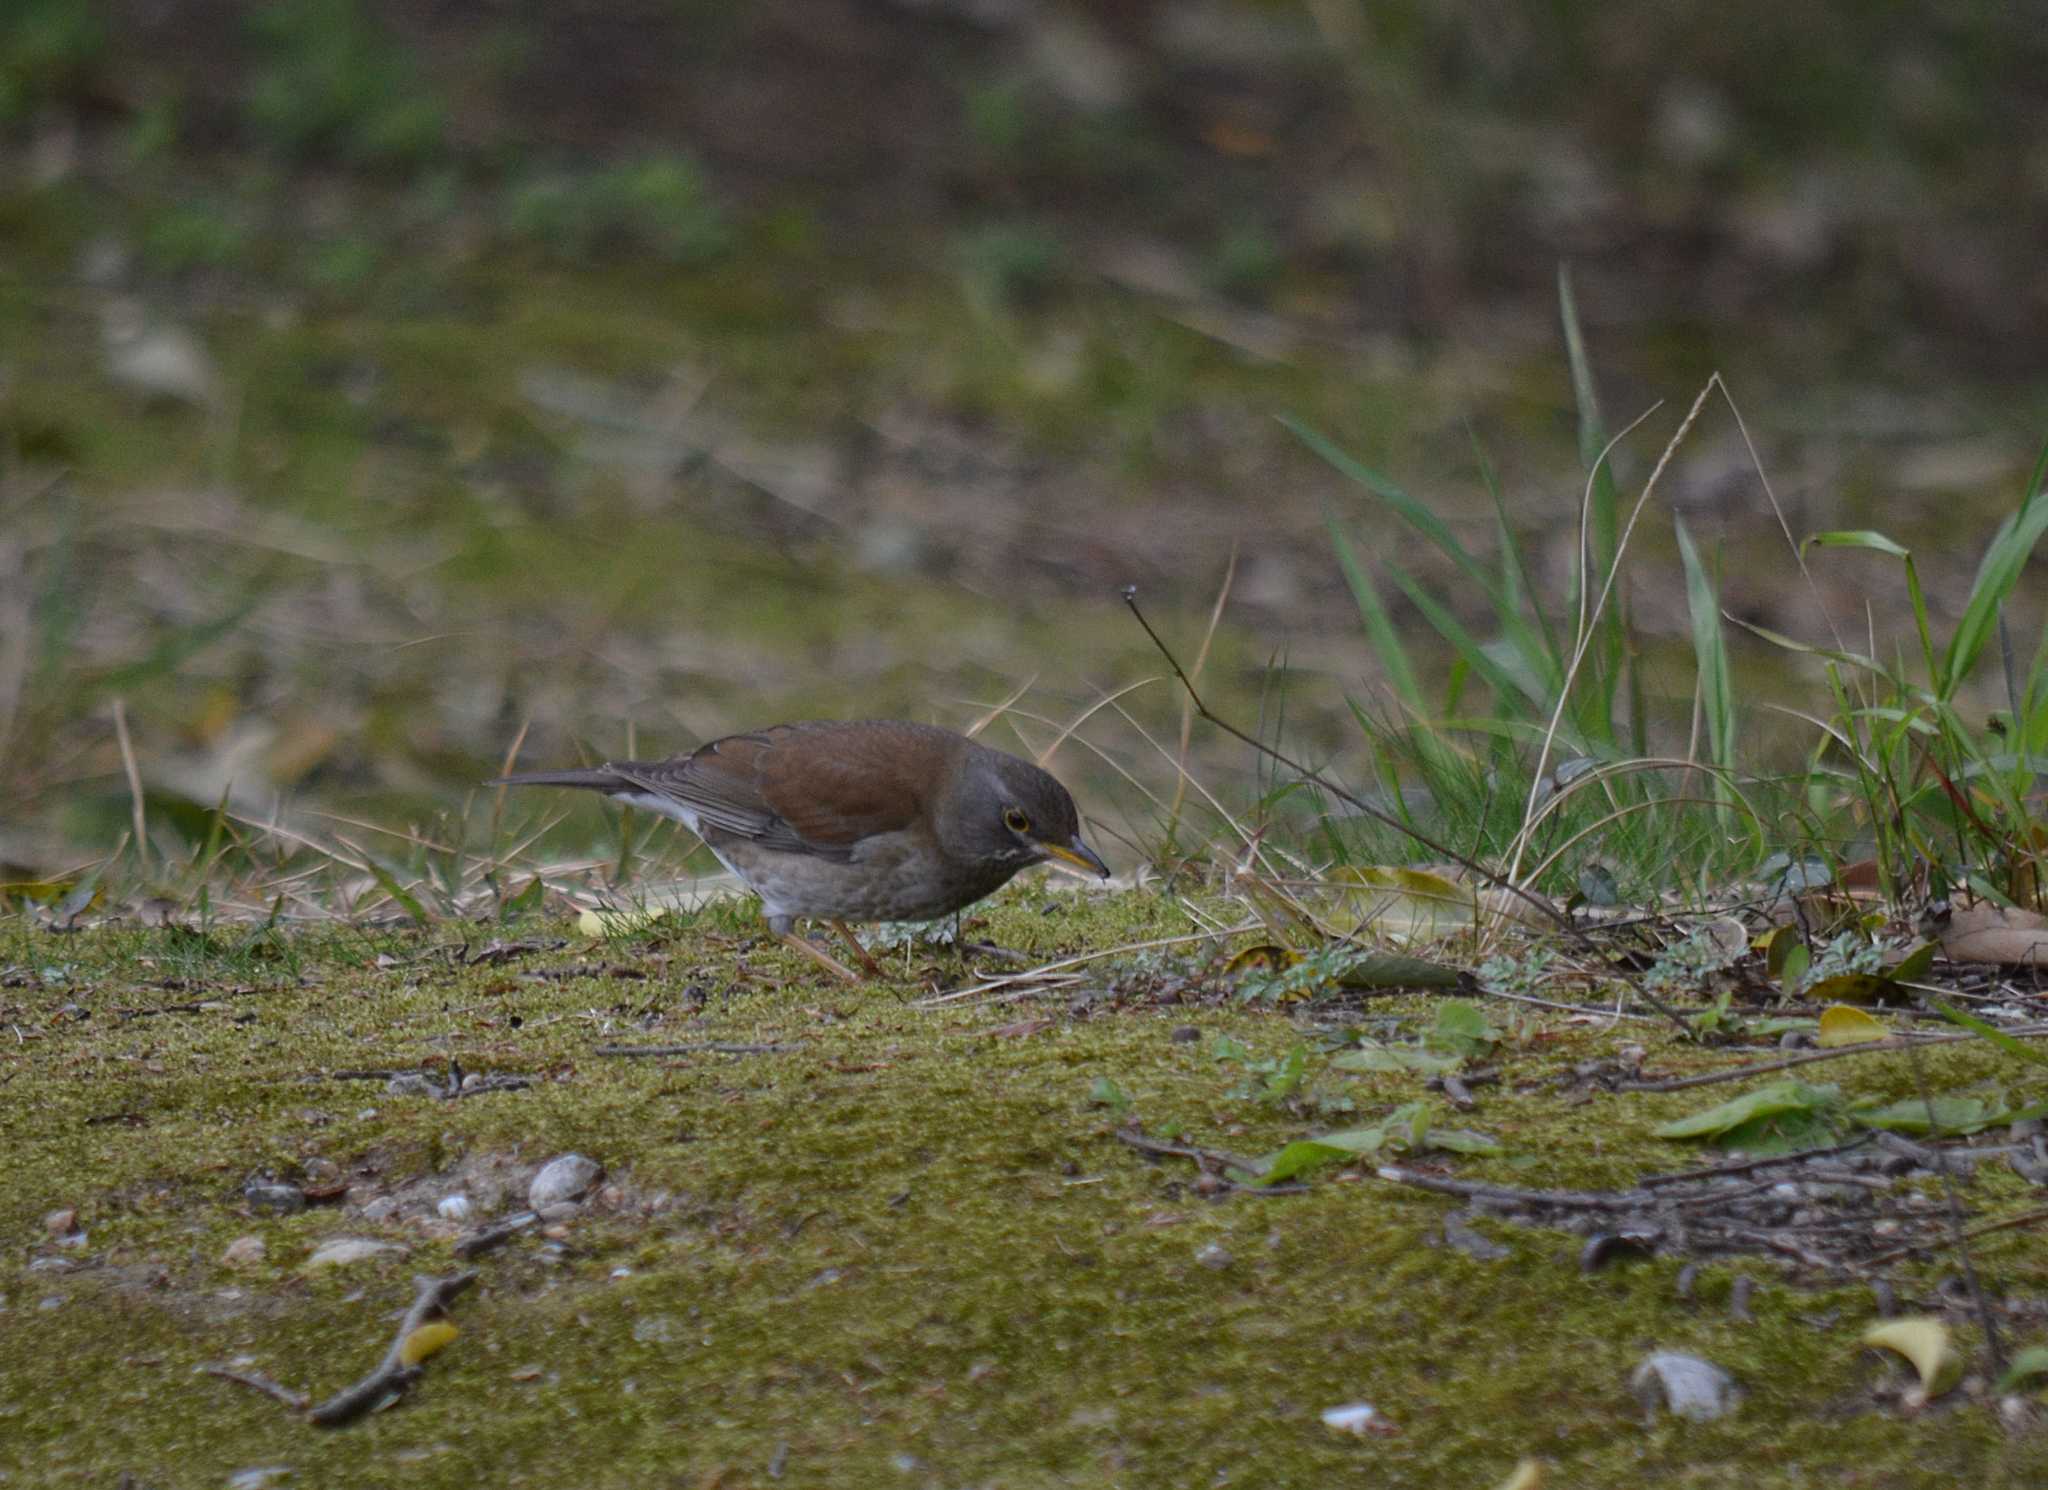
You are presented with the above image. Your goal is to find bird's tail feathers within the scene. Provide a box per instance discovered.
[489,768,624,792]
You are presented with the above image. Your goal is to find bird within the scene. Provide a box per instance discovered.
[493,720,1109,981]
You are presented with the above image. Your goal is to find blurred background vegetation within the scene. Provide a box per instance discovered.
[2,0,2044,886]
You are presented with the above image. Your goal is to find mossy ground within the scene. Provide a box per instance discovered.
[5,890,2045,1488]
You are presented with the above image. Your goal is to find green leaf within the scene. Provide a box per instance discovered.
[363,855,431,927]
[501,875,545,919]
[1653,1080,1841,1141]
[1994,1346,2048,1394]
[1249,1125,1392,1184]
[1324,505,1422,710]
[1088,1076,1131,1114]
[1427,1001,1498,1058]
[1941,493,2048,698]
[1332,1046,1464,1076]
[1674,511,1735,778]
[1853,1096,2004,1135]
[1890,941,1939,984]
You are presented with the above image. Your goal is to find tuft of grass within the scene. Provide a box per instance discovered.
[1291,273,2048,918]
[501,155,732,267]
[244,0,447,166]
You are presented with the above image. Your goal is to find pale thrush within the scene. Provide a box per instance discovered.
[495,719,1109,980]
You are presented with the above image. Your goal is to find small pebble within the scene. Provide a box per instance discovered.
[1631,1351,1741,1422]
[244,1183,305,1216]
[529,1154,603,1210]
[1195,1243,1233,1270]
[1320,1401,1384,1436]
[304,1237,404,1270]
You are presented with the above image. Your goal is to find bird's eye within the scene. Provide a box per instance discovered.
[1003,807,1031,833]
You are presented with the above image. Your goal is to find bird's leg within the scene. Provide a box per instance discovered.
[829,920,889,980]
[775,930,863,985]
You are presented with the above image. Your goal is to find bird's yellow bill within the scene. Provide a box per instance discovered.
[1038,837,1111,879]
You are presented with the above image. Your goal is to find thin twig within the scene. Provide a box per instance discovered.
[1373,1166,1651,1211]
[453,1212,538,1261]
[198,1364,310,1412]
[1619,1024,2048,1092]
[593,1042,803,1057]
[308,1271,477,1428]
[1866,1204,2048,1266]
[1642,1134,1877,1187]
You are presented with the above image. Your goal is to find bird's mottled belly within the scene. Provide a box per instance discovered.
[721,831,1020,924]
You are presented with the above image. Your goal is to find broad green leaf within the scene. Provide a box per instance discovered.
[1995,1346,2048,1394]
[1427,1126,1503,1155]
[1890,941,1939,983]
[1654,1080,1840,1140]
[1854,1096,2002,1135]
[1249,1126,1392,1184]
[1088,1076,1130,1114]
[1428,1000,1498,1057]
[1332,1046,1464,1076]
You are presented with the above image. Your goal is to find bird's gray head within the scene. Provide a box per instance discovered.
[943,749,1109,879]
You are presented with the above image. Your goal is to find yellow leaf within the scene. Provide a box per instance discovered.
[577,907,669,937]
[1327,865,1476,942]
[1223,944,1299,975]
[1816,1005,1889,1047]
[1861,1317,1962,1397]
[1495,1461,1545,1490]
[398,1320,459,1367]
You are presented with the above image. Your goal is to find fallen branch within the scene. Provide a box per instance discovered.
[453,1211,538,1260]
[1374,1167,1650,1211]
[197,1364,310,1412]
[308,1271,477,1428]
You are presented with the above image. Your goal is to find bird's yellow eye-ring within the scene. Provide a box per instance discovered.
[1003,807,1031,833]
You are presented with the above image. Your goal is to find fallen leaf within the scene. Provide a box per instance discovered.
[1816,1006,1889,1047]
[1861,1317,1962,1398]
[398,1321,458,1367]
[1937,903,2048,966]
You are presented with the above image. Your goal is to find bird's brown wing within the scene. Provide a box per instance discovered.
[613,722,939,862]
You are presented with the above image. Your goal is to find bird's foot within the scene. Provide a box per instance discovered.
[828,920,890,980]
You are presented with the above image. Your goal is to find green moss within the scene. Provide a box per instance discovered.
[3,899,2043,1486]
